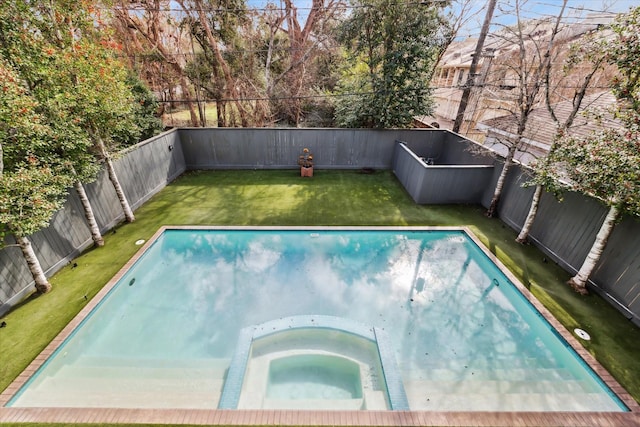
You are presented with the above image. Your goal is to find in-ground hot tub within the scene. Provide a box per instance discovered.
[219,315,408,410]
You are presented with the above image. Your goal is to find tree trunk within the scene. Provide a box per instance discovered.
[16,234,51,294]
[105,156,135,223]
[180,75,199,127]
[516,184,542,243]
[216,100,224,127]
[486,146,516,217]
[191,0,250,126]
[74,180,104,247]
[96,135,135,223]
[567,204,620,294]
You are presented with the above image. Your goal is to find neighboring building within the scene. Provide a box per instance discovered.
[427,37,478,130]
[428,13,618,142]
[477,91,621,165]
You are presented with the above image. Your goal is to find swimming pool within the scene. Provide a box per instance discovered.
[5,227,629,412]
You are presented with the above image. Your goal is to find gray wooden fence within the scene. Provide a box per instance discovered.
[486,160,640,323]
[1,128,639,326]
[392,141,495,204]
[0,130,185,313]
[178,127,448,169]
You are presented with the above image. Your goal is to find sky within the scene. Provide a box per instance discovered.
[246,0,638,39]
[448,0,639,39]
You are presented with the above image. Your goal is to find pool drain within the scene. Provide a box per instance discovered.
[574,328,591,340]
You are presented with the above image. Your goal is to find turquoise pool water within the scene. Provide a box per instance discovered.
[8,228,628,411]
[267,354,363,400]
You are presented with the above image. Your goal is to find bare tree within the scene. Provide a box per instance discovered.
[484,0,567,217]
[112,0,200,127]
[176,0,254,127]
[516,26,612,243]
[430,0,483,78]
[253,0,344,126]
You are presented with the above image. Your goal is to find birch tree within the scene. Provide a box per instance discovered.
[516,28,610,243]
[538,110,640,294]
[36,2,108,244]
[536,6,640,293]
[484,0,567,217]
[67,39,140,223]
[38,1,141,225]
[0,60,72,294]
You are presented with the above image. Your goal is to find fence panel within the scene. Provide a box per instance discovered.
[392,142,494,204]
[179,128,444,170]
[492,161,640,323]
[0,130,185,314]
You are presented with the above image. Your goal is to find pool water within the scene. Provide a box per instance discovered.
[267,354,363,400]
[7,228,628,411]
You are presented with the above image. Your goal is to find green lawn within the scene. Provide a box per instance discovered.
[164,103,218,127]
[2,169,639,415]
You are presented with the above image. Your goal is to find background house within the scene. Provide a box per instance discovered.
[477,91,620,165]
[429,13,618,142]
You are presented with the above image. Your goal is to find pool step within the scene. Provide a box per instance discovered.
[11,358,229,409]
[403,388,623,412]
[414,356,560,369]
[407,366,576,382]
[72,355,230,370]
[50,359,229,381]
[13,375,224,409]
[404,378,598,395]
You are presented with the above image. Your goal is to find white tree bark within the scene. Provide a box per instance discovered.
[516,184,542,243]
[16,234,51,293]
[74,180,104,246]
[568,203,620,294]
[487,145,516,217]
[97,135,135,223]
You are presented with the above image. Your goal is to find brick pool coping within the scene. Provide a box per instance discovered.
[1,226,638,426]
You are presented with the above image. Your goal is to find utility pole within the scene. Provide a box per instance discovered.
[452,0,497,134]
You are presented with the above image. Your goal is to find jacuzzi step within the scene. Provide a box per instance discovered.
[262,397,365,410]
[238,389,388,410]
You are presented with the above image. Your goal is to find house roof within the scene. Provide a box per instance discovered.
[479,91,620,145]
[477,91,622,165]
[438,13,618,71]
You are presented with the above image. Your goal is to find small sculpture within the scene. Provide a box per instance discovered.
[298,148,314,177]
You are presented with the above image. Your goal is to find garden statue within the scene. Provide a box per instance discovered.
[298,148,314,177]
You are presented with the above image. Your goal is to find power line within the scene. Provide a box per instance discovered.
[103,1,633,16]
[154,82,614,105]
[106,1,439,15]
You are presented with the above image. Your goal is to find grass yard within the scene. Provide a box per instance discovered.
[163,103,218,127]
[1,169,639,420]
